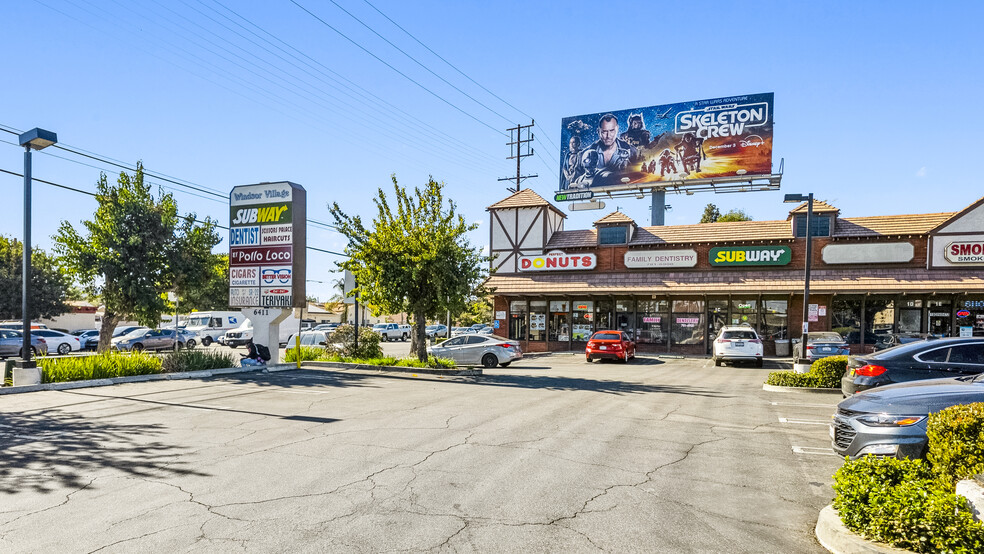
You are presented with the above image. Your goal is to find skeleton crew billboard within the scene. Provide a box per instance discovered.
[558,93,774,192]
[228,181,306,308]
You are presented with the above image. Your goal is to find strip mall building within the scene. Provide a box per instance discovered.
[486,190,984,356]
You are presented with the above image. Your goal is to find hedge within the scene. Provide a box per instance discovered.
[39,352,163,383]
[832,402,984,552]
[327,325,383,359]
[765,355,847,388]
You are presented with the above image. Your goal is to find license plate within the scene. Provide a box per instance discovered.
[599,345,607,350]
[829,424,835,440]
[734,342,744,347]
[820,347,831,352]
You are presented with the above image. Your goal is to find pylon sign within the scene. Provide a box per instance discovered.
[228,181,306,308]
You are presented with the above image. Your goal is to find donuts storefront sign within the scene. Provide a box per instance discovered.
[519,251,597,271]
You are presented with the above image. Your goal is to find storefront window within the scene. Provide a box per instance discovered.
[509,300,527,341]
[529,300,547,341]
[672,300,705,346]
[572,300,594,341]
[731,298,758,329]
[761,299,788,340]
[549,300,570,342]
[867,297,894,338]
[636,300,668,344]
[928,300,952,337]
[897,298,922,334]
[595,300,613,331]
[956,297,984,337]
[615,299,634,336]
[832,296,862,344]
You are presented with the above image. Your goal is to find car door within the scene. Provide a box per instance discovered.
[0,331,14,356]
[943,343,984,376]
[433,336,466,362]
[911,346,952,380]
[459,335,490,365]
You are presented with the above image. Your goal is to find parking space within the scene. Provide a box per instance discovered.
[0,354,842,552]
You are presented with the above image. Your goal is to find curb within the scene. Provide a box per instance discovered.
[762,383,843,394]
[816,505,912,553]
[302,360,482,377]
[0,363,295,395]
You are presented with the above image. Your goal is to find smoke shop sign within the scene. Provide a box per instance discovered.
[519,251,597,271]
[625,249,697,268]
[710,246,792,266]
[946,241,984,263]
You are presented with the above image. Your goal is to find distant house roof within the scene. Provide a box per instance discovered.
[487,189,565,217]
[593,211,636,225]
[788,200,840,217]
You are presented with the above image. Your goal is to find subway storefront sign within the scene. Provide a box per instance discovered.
[709,246,792,266]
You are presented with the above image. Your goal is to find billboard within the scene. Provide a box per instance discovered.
[228,181,306,308]
[559,93,774,192]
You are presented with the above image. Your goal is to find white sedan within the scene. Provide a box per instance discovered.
[32,329,82,355]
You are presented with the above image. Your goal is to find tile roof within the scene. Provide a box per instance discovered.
[543,213,956,249]
[788,200,840,215]
[593,211,636,225]
[487,189,554,210]
[486,269,984,295]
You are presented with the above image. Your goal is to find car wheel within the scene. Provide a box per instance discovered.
[755,357,764,368]
[20,346,38,358]
[714,357,722,367]
[481,353,498,368]
[131,343,144,352]
[202,336,213,347]
[499,362,511,367]
[402,334,407,342]
[177,342,185,350]
[57,343,71,355]
[186,339,196,349]
[585,357,593,363]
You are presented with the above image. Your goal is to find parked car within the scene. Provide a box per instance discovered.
[873,333,935,352]
[0,321,48,330]
[792,331,850,364]
[425,324,449,339]
[842,337,984,396]
[585,330,636,363]
[313,323,339,332]
[72,329,98,337]
[112,328,191,352]
[84,325,144,350]
[0,330,48,358]
[372,323,410,342]
[831,374,984,459]
[450,327,470,337]
[427,334,522,368]
[477,326,494,335]
[712,326,763,367]
[32,329,82,355]
[285,331,332,349]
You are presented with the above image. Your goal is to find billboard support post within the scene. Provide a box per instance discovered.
[651,189,666,226]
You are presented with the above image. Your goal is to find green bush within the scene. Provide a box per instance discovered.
[39,352,163,383]
[316,352,455,369]
[284,346,327,363]
[832,456,984,552]
[327,325,383,359]
[765,355,847,388]
[161,350,236,373]
[927,403,984,485]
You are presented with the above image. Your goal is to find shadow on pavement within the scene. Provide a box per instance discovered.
[0,410,209,495]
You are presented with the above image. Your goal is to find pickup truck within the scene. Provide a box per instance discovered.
[372,323,411,342]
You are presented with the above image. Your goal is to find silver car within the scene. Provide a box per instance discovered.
[427,334,522,368]
[0,330,49,358]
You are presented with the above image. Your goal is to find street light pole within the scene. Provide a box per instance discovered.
[784,192,814,371]
[16,128,57,377]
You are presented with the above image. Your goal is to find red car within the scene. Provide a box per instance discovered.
[585,330,636,362]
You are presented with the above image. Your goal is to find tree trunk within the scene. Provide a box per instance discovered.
[98,312,120,353]
[413,310,428,362]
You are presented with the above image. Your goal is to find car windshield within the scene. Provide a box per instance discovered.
[592,333,621,340]
[809,333,844,343]
[185,316,210,327]
[372,324,386,330]
[122,328,149,339]
[722,331,756,340]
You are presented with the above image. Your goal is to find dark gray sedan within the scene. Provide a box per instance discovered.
[832,375,984,459]
[842,337,984,395]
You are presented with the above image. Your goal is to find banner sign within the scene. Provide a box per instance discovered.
[709,246,791,266]
[624,249,697,268]
[228,182,306,308]
[519,251,596,271]
[946,241,984,263]
[558,93,774,192]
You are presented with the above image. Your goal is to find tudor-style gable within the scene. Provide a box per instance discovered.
[487,189,566,273]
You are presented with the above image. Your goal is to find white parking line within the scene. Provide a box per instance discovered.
[281,390,333,395]
[792,446,840,456]
[770,401,837,408]
[778,417,831,425]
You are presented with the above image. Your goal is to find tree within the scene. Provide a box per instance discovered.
[178,254,228,312]
[329,176,488,361]
[55,163,219,351]
[456,295,492,327]
[699,203,721,223]
[717,209,753,222]
[0,236,71,320]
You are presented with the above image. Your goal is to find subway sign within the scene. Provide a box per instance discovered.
[709,246,792,266]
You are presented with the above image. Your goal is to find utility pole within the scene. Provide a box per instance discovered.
[498,121,537,193]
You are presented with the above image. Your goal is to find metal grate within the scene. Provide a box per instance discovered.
[833,418,856,450]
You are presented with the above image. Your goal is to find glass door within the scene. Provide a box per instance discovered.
[707,298,728,354]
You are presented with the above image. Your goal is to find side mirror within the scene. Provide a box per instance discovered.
[318,341,327,346]
[145,332,152,337]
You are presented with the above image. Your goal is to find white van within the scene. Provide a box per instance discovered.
[182,311,244,346]
[222,313,310,348]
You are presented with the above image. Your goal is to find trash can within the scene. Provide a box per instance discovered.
[774,339,790,357]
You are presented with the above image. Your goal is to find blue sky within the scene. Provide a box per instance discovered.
[2,0,982,301]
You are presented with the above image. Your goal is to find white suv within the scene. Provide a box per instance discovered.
[712,326,764,367]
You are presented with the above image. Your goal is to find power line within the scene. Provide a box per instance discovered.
[289,0,508,138]
[0,167,347,257]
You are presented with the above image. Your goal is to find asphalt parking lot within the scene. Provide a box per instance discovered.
[0,354,843,552]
